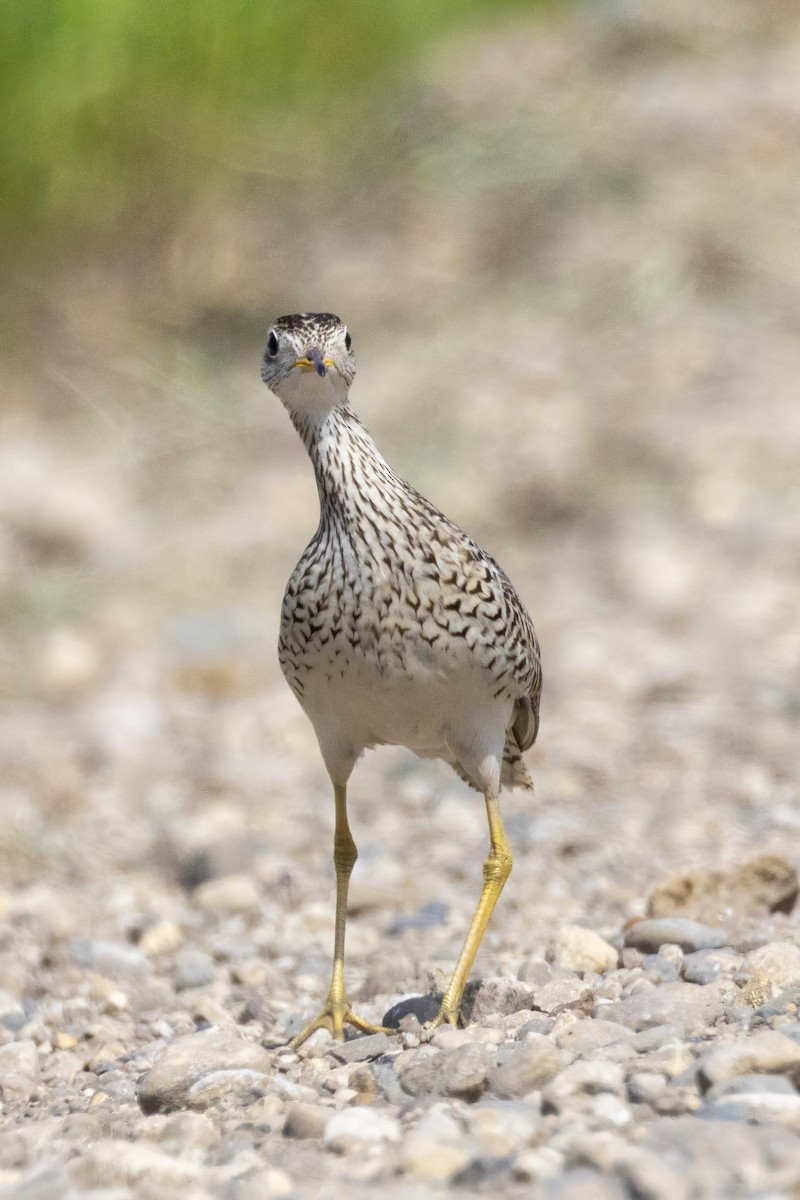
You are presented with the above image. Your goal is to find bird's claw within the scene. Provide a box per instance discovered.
[288,1002,394,1050]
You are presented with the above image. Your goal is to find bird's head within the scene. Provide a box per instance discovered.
[261,312,355,414]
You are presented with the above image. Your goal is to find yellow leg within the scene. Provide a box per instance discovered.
[289,783,392,1049]
[430,792,512,1029]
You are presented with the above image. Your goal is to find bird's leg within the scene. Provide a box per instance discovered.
[288,783,392,1049]
[430,792,512,1030]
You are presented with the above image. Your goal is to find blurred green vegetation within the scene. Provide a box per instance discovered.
[1,0,557,259]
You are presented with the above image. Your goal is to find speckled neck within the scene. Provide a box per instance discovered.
[290,404,404,527]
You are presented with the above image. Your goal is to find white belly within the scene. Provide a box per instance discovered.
[297,646,513,787]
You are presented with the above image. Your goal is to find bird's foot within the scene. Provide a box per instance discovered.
[419,1004,461,1041]
[288,1000,394,1050]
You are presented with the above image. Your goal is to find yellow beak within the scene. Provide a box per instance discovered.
[294,356,335,373]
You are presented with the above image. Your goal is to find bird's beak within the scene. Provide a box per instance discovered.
[294,347,334,377]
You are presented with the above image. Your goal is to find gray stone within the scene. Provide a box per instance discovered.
[542,1060,624,1113]
[624,919,726,954]
[283,1102,330,1139]
[0,1129,30,1170]
[650,1083,702,1117]
[68,937,147,976]
[532,976,593,1015]
[625,1024,686,1053]
[399,1043,492,1099]
[615,1147,690,1200]
[581,1093,634,1126]
[10,1169,79,1200]
[738,941,800,989]
[157,1110,219,1150]
[537,1167,627,1200]
[451,1154,515,1188]
[57,1111,113,1144]
[369,1057,406,1105]
[137,1028,274,1114]
[0,1011,27,1034]
[546,926,618,975]
[599,982,728,1034]
[234,1167,294,1199]
[682,947,743,985]
[440,1043,493,1101]
[513,1147,565,1184]
[70,1139,203,1191]
[323,1106,401,1152]
[462,977,534,1021]
[0,1041,39,1078]
[633,1040,695,1080]
[396,1106,475,1182]
[700,1092,800,1126]
[328,1031,396,1063]
[396,1046,443,1096]
[516,1015,553,1039]
[267,1075,318,1104]
[518,959,553,987]
[627,1072,668,1104]
[0,1072,39,1105]
[587,1039,636,1065]
[772,1020,800,1044]
[697,1030,800,1091]
[186,1067,270,1110]
[387,900,448,934]
[555,1017,633,1055]
[430,1025,477,1049]
[463,1102,540,1155]
[706,1073,797,1101]
[641,953,681,983]
[498,1008,539,1037]
[193,873,261,913]
[0,991,25,1021]
[755,985,800,1019]
[173,948,215,991]
[487,1033,565,1099]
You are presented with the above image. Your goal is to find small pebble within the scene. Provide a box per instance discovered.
[328,1031,396,1063]
[323,1106,401,1152]
[487,1033,565,1099]
[463,977,534,1021]
[624,919,726,954]
[139,920,184,957]
[532,976,592,1015]
[464,1102,540,1155]
[547,926,619,975]
[396,1107,475,1182]
[283,1103,330,1140]
[137,1028,273,1114]
[555,1018,633,1055]
[696,1030,800,1091]
[193,875,261,914]
[682,948,742,985]
[738,942,800,990]
[173,948,215,991]
[600,981,728,1035]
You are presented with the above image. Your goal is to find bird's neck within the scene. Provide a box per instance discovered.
[289,402,404,522]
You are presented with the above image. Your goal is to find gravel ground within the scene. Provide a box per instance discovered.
[3,1,800,1197]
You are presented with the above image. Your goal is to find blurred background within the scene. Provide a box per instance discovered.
[1,0,799,1016]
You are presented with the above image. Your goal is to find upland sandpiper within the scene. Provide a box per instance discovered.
[261,313,542,1047]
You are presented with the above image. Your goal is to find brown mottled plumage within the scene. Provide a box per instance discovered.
[261,312,541,1046]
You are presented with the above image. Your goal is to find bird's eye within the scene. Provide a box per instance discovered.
[344,330,352,351]
[267,331,279,357]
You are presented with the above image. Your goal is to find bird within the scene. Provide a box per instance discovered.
[261,312,542,1047]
